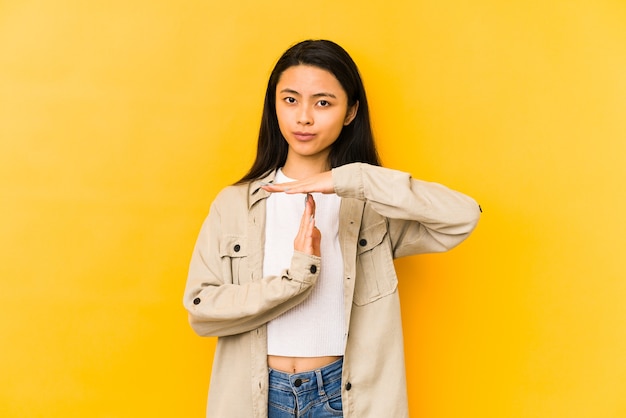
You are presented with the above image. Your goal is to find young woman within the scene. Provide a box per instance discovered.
[184,39,480,418]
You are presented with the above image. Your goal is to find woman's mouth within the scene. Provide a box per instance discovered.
[293,132,316,141]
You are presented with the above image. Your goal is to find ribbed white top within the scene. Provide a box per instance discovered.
[265,169,345,357]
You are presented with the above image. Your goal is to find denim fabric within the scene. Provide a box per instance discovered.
[268,359,343,418]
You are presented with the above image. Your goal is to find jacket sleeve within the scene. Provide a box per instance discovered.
[332,163,480,257]
[183,198,321,338]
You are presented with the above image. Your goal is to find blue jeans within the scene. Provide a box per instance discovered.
[268,358,343,417]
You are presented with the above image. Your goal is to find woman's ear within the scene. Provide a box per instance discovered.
[344,101,359,126]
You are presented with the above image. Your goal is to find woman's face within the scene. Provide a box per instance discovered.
[275,65,358,167]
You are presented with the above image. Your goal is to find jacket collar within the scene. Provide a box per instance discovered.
[248,169,278,209]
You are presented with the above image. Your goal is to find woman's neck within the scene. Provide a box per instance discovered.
[282,156,329,180]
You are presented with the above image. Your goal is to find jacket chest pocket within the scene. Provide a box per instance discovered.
[353,220,398,306]
[219,235,249,285]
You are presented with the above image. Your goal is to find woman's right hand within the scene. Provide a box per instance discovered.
[294,194,321,257]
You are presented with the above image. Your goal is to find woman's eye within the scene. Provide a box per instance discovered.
[318,100,330,107]
[284,97,296,104]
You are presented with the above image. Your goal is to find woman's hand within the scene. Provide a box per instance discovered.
[293,194,321,257]
[261,171,334,195]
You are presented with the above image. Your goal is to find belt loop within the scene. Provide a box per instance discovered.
[315,368,325,397]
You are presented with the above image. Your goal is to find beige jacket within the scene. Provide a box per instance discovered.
[184,163,480,417]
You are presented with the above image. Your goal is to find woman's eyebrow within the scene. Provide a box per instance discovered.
[279,88,337,99]
[279,88,300,95]
[312,92,337,99]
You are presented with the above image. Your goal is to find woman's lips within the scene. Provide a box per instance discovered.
[293,132,316,141]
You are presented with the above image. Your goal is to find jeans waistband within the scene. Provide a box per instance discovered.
[269,358,343,394]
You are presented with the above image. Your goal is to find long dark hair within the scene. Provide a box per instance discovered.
[236,39,380,184]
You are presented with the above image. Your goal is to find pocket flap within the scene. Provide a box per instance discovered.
[219,235,247,258]
[356,220,387,254]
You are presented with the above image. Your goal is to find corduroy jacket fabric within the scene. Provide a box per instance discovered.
[184,162,481,417]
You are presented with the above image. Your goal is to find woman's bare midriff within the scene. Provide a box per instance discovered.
[267,355,342,374]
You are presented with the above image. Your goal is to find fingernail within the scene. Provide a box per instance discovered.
[304,193,310,205]
[309,215,314,222]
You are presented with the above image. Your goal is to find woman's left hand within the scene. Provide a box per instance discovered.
[261,171,335,194]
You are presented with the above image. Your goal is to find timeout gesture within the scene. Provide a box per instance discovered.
[293,193,321,257]
[261,171,335,195]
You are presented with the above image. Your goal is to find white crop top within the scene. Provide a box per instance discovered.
[265,169,346,357]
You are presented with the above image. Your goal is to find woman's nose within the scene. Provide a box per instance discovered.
[297,106,313,125]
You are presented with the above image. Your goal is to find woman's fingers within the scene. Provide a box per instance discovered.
[294,194,321,256]
[306,211,321,256]
[296,193,312,240]
[293,195,310,252]
[261,171,334,194]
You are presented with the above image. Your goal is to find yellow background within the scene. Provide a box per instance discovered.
[2,0,625,417]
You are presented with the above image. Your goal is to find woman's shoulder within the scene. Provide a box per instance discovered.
[213,182,250,205]
[212,170,275,209]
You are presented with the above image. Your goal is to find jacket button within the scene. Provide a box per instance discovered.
[233,244,241,252]
[294,378,302,387]
[359,239,367,246]
[309,265,317,274]
[345,382,352,391]
[193,297,201,305]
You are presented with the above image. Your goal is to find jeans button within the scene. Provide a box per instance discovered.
[294,378,302,387]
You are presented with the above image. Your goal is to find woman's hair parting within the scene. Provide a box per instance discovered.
[236,39,380,184]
